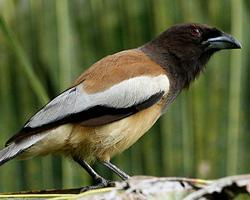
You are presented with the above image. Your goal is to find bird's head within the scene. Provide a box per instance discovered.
[161,23,241,64]
[142,23,241,88]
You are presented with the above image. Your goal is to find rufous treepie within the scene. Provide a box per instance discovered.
[0,23,241,191]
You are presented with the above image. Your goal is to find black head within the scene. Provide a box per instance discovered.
[159,23,241,63]
[141,23,241,88]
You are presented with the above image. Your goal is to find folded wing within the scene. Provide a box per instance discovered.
[7,74,169,145]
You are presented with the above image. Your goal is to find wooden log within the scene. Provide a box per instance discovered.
[0,174,249,199]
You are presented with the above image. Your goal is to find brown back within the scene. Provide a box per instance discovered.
[72,49,166,93]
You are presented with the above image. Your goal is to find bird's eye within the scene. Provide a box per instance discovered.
[191,28,201,37]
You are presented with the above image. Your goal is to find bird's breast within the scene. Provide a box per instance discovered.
[68,102,163,162]
[20,99,165,162]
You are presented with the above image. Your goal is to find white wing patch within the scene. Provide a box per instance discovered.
[27,75,169,128]
[87,75,169,108]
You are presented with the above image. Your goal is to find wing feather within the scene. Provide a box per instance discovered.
[7,75,169,145]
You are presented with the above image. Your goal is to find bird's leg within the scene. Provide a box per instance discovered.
[101,161,130,180]
[73,157,114,192]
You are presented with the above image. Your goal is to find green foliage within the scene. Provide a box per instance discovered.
[0,0,249,192]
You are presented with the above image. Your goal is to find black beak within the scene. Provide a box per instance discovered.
[203,33,242,51]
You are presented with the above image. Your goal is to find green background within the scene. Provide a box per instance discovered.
[0,0,249,192]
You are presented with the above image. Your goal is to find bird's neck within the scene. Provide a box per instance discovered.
[139,43,205,90]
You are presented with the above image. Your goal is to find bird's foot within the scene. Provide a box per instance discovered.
[80,177,115,193]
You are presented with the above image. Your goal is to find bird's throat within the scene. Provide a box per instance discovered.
[139,44,204,91]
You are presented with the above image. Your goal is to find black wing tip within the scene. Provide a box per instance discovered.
[5,126,35,146]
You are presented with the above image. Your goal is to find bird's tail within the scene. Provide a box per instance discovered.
[0,143,22,166]
[0,134,47,166]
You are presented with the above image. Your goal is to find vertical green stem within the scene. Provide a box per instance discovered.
[0,16,49,104]
[227,0,243,175]
[55,0,74,187]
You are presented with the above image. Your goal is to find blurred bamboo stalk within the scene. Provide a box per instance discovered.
[227,0,243,175]
[55,0,75,187]
[0,16,49,104]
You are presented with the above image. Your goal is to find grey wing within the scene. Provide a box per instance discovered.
[6,75,169,144]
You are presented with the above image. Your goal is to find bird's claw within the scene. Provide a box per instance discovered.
[80,177,115,193]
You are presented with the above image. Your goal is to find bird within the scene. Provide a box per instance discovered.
[0,23,241,191]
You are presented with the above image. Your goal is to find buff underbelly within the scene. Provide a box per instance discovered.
[20,103,162,162]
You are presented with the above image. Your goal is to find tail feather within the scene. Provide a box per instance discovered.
[0,143,24,166]
[0,133,47,166]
